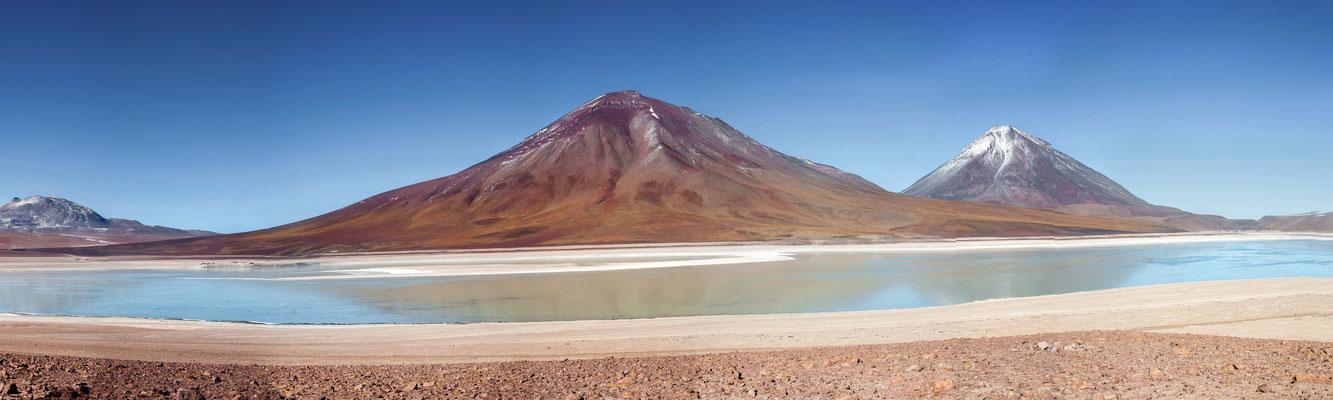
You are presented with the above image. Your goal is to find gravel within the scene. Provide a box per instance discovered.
[0,331,1329,399]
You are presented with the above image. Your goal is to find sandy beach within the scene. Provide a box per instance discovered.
[1,277,1330,365]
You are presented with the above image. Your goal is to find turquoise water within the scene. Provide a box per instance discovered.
[1,240,1330,324]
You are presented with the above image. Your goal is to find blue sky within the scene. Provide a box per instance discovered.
[2,1,1330,233]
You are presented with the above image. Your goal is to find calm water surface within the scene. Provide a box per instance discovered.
[1,240,1330,324]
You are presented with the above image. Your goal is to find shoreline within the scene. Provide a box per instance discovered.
[0,231,1328,279]
[2,277,1330,365]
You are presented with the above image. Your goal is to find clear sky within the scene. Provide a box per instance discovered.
[2,1,1330,233]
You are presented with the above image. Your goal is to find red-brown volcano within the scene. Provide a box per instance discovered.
[54,91,1170,256]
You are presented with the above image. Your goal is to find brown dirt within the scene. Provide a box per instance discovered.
[1,331,1330,399]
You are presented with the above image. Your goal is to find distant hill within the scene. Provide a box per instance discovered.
[903,125,1255,231]
[1,196,213,249]
[1259,212,1333,232]
[45,91,1170,256]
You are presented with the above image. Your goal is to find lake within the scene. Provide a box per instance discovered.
[1,240,1330,324]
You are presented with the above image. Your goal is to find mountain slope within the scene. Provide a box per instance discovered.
[1259,212,1333,232]
[902,126,1249,231]
[49,92,1171,256]
[0,196,214,249]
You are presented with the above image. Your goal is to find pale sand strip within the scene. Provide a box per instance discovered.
[2,231,1329,279]
[1,277,1329,365]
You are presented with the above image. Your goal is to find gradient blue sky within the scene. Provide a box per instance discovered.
[2,1,1330,233]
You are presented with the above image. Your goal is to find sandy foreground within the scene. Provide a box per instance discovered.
[3,331,1331,399]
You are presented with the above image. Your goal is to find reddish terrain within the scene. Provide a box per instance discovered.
[46,92,1169,256]
[1260,212,1333,233]
[0,232,109,250]
[1,331,1330,399]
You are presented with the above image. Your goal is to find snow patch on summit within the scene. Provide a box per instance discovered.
[903,125,1150,209]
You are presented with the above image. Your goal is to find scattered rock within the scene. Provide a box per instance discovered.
[174,387,204,400]
[1035,387,1058,400]
[44,387,79,399]
[0,332,1325,399]
[1292,373,1331,384]
[1036,342,1051,351]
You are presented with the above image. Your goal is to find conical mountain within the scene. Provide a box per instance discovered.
[53,93,1169,256]
[904,125,1250,230]
[904,126,1152,210]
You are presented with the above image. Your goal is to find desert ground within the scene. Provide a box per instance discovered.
[2,232,1331,398]
[3,331,1332,399]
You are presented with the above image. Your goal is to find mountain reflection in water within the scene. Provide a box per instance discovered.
[1,240,1329,324]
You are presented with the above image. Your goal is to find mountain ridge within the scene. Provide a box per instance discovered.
[0,195,214,249]
[38,92,1172,256]
[1258,211,1333,232]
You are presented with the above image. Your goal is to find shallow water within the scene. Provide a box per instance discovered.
[1,240,1330,324]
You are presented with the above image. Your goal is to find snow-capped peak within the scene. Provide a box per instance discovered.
[0,195,107,232]
[977,125,1050,148]
[4,195,95,214]
[904,125,1150,209]
[1,195,214,238]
